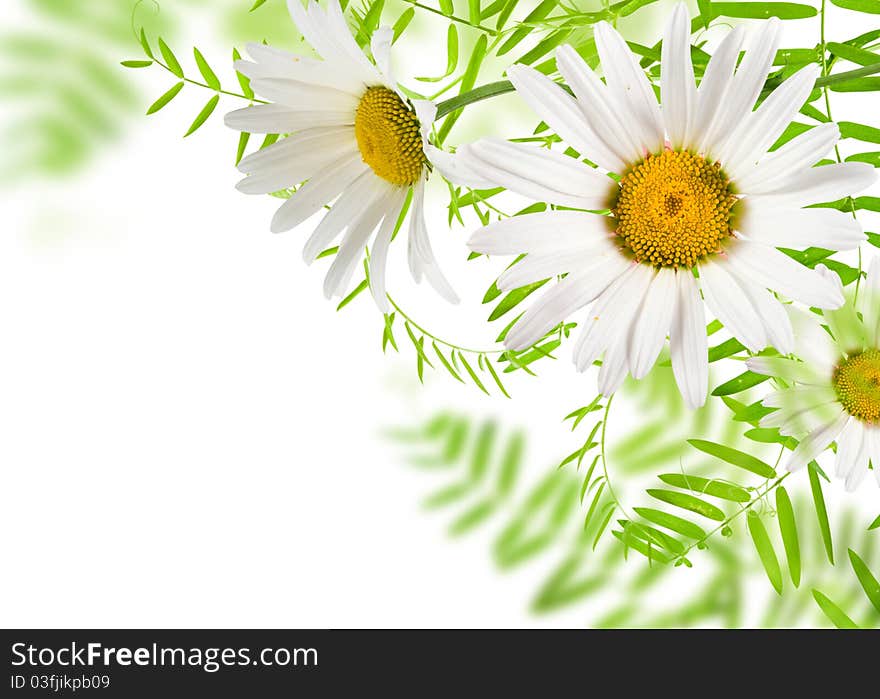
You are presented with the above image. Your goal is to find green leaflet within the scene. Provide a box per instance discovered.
[183,94,219,137]
[848,549,880,614]
[711,2,817,19]
[657,473,750,502]
[812,590,860,628]
[146,81,184,115]
[646,489,726,521]
[832,0,880,13]
[687,439,777,479]
[776,487,801,587]
[748,511,783,595]
[193,47,220,91]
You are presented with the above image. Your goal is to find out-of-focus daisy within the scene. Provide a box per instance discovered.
[747,260,880,489]
[225,0,457,311]
[439,3,874,407]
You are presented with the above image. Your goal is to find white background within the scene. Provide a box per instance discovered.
[1,0,878,628]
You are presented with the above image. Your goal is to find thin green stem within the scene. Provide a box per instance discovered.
[599,394,630,520]
[399,0,500,35]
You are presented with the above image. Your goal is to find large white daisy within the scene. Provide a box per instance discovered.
[436,3,875,408]
[225,0,457,311]
[747,259,880,489]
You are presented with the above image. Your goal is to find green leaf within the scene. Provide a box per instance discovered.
[336,278,368,311]
[657,473,750,502]
[646,489,726,522]
[233,48,255,100]
[776,487,801,588]
[250,0,269,10]
[711,370,771,396]
[831,0,880,13]
[711,2,818,18]
[747,511,783,594]
[869,513,880,530]
[139,28,155,60]
[809,463,834,564]
[488,280,548,321]
[121,59,153,68]
[184,94,220,137]
[193,47,220,91]
[633,507,707,540]
[848,549,880,614]
[432,343,464,383]
[812,590,859,628]
[708,337,746,362]
[235,131,250,166]
[687,439,777,479]
[827,41,880,66]
[458,352,490,395]
[496,0,557,56]
[146,81,184,115]
[437,33,487,142]
[840,120,880,143]
[158,38,183,78]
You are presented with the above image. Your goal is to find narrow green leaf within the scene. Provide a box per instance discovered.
[336,278,368,311]
[708,337,746,362]
[831,0,880,13]
[634,507,707,540]
[812,589,859,628]
[250,0,269,10]
[747,511,783,594]
[184,94,220,136]
[121,59,153,68]
[432,342,464,383]
[869,513,880,530]
[483,356,511,398]
[146,81,184,115]
[194,47,221,90]
[392,7,415,41]
[688,439,777,478]
[139,28,154,59]
[657,473,750,502]
[646,489,726,521]
[711,2,817,19]
[496,0,557,56]
[235,131,251,166]
[233,48,255,100]
[417,25,459,82]
[809,462,834,564]
[488,280,548,321]
[840,120,880,143]
[712,371,771,396]
[458,352,490,395]
[158,38,183,78]
[776,487,801,587]
[848,549,880,614]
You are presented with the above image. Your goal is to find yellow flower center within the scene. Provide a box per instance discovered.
[354,86,425,187]
[612,150,737,268]
[833,349,880,423]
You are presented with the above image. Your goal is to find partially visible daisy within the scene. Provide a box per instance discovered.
[748,259,880,489]
[225,0,457,311]
[437,3,875,407]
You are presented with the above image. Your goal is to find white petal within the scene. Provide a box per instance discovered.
[287,0,340,62]
[720,64,820,179]
[370,26,395,84]
[324,0,386,83]
[737,204,866,251]
[692,25,745,153]
[815,264,866,352]
[555,44,643,166]
[323,183,396,299]
[413,100,437,147]
[593,21,664,154]
[629,268,677,379]
[407,179,460,304]
[698,259,767,352]
[248,78,360,112]
[369,188,407,313]
[834,417,862,479]
[241,43,366,95]
[859,255,880,346]
[598,331,632,397]
[496,249,598,291]
[224,103,352,133]
[302,169,386,261]
[748,162,877,208]
[724,241,844,309]
[270,153,368,233]
[736,122,840,194]
[730,268,795,353]
[506,259,631,351]
[573,263,654,371]
[703,19,781,159]
[661,3,696,149]
[238,126,352,173]
[468,211,614,256]
[787,408,848,471]
[236,134,358,195]
[507,62,624,172]
[787,306,840,374]
[746,357,825,385]
[670,270,708,409]
[458,139,614,210]
[424,145,498,190]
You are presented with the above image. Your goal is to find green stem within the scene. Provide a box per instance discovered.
[599,394,630,520]
[399,0,500,35]
[435,61,880,120]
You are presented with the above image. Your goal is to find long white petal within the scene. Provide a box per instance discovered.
[670,270,708,409]
[424,145,498,190]
[468,211,615,256]
[236,138,358,195]
[507,63,624,172]
[224,103,352,133]
[598,331,632,397]
[746,357,825,385]
[661,3,696,149]
[496,249,600,291]
[241,43,367,95]
[629,268,677,379]
[692,25,745,153]
[270,153,368,233]
[556,44,643,166]
[506,259,630,351]
[724,241,844,309]
[407,179,460,304]
[730,267,795,353]
[458,139,614,210]
[748,162,877,208]
[369,189,408,313]
[699,259,767,352]
[787,409,848,471]
[593,21,664,154]
[370,25,395,84]
[834,418,862,479]
[248,78,360,112]
[737,204,866,251]
[720,64,820,179]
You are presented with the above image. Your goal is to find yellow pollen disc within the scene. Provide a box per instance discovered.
[612,150,737,268]
[354,86,425,187]
[833,349,880,424]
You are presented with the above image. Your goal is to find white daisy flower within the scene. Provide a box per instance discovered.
[437,3,875,408]
[225,0,458,312]
[747,259,880,490]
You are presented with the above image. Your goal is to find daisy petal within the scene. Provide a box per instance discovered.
[749,161,877,207]
[248,78,359,112]
[496,249,600,291]
[407,179,460,304]
[834,417,862,479]
[724,241,844,309]
[692,25,745,152]
[424,145,498,190]
[629,268,677,379]
[670,270,708,409]
[369,188,408,313]
[737,204,866,251]
[787,408,848,471]
[224,103,352,133]
[661,2,696,149]
[458,138,613,210]
[746,356,825,385]
[699,259,767,352]
[730,269,795,353]
[468,211,614,256]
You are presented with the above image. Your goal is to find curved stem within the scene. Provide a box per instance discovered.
[399,0,500,35]
[599,394,630,520]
